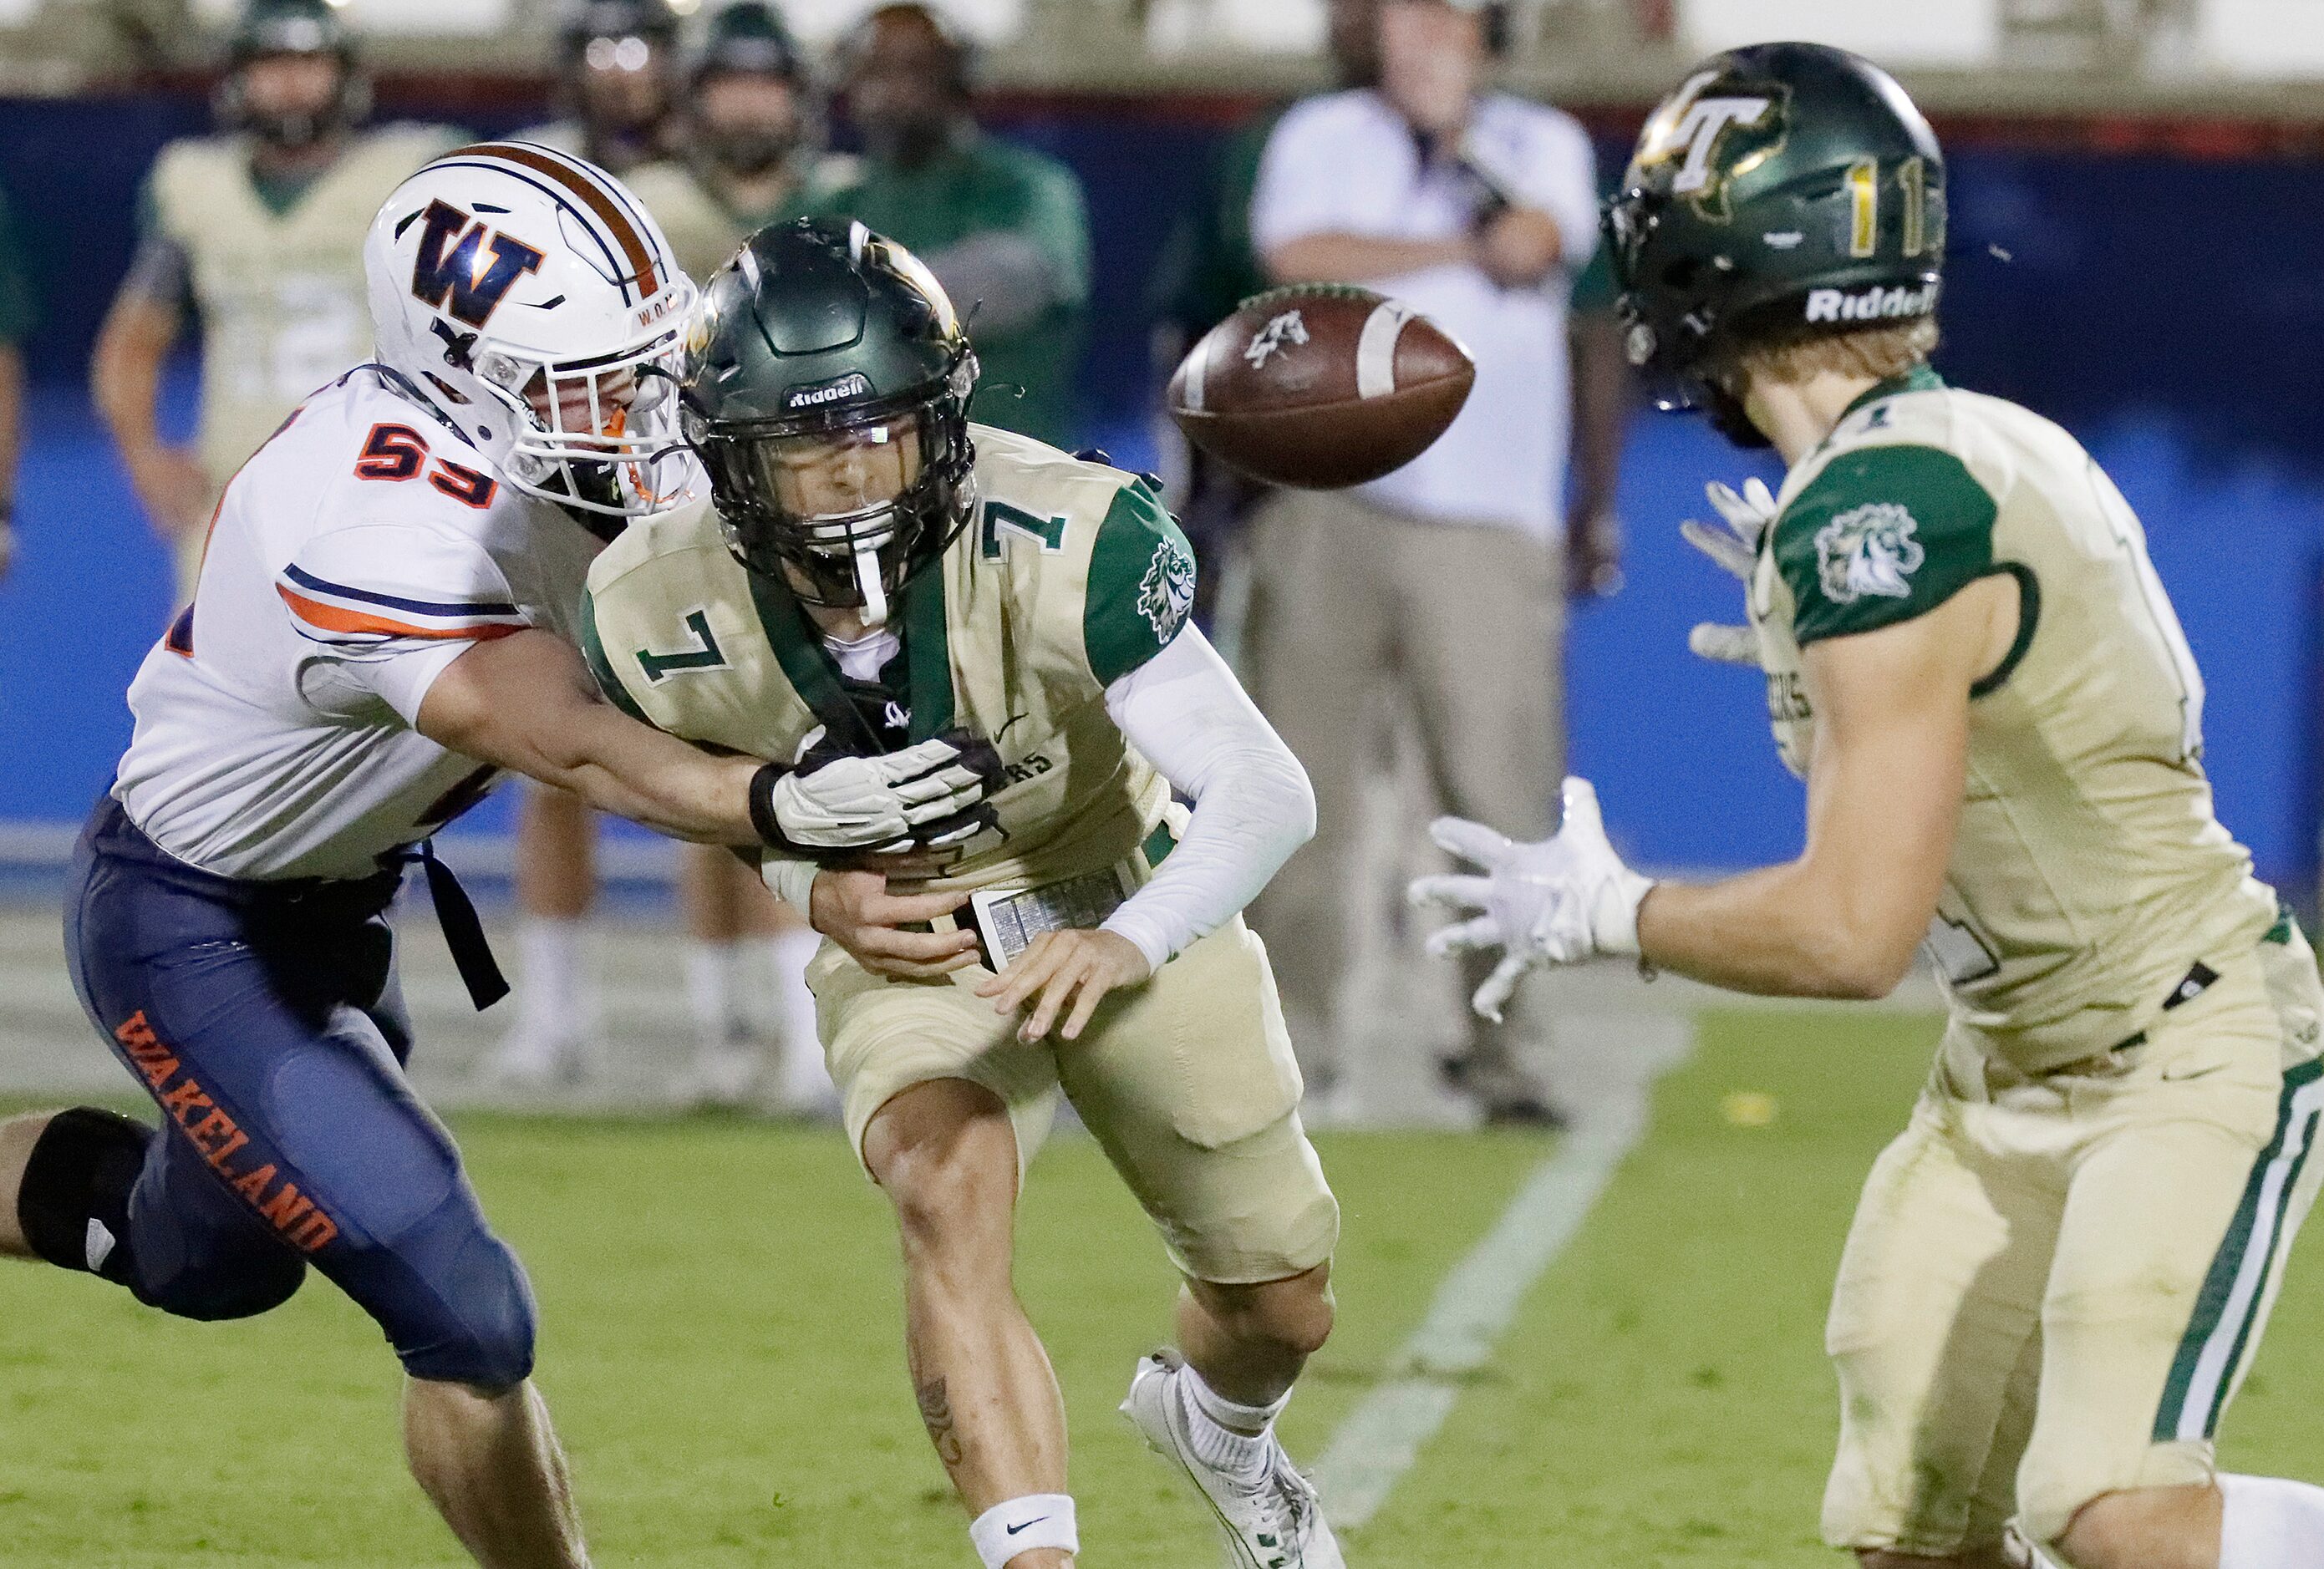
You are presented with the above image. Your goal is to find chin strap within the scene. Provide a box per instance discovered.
[854,545,890,629]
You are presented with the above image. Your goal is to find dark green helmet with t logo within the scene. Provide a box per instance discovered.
[679,219,979,628]
[1606,43,1946,439]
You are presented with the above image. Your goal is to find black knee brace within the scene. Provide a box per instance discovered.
[18,1107,149,1287]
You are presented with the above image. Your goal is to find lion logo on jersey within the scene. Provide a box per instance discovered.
[1137,537,1196,642]
[1814,502,1925,604]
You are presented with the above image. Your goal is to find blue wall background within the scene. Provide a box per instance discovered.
[4,96,2322,889]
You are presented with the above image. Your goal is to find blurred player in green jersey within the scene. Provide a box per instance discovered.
[796,4,1091,449]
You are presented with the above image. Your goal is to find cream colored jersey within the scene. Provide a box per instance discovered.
[582,425,1197,894]
[1749,365,2278,1072]
[148,124,461,487]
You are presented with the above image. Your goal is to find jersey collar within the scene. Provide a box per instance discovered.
[748,565,956,751]
[1839,361,1946,423]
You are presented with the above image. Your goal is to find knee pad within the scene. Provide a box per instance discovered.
[18,1107,149,1287]
[397,1235,537,1392]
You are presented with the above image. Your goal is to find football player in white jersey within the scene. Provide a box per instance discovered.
[0,145,994,1566]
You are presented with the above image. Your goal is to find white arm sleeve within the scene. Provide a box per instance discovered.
[1098,626,1316,972]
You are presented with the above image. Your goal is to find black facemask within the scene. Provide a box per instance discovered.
[702,121,798,178]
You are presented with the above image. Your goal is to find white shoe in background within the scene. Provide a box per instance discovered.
[679,1031,761,1111]
[481,1020,594,1091]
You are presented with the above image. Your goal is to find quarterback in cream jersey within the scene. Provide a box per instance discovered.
[585,220,1345,1569]
[1421,44,2324,1569]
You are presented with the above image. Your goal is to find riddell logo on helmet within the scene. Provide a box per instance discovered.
[786,373,873,409]
[1804,283,1939,324]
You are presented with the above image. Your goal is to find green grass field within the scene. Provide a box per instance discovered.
[3,1008,2320,1566]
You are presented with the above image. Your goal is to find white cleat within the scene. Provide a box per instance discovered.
[481,1023,592,1091]
[680,1035,761,1111]
[1120,1349,1345,1569]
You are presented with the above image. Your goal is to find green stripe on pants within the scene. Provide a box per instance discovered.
[2154,1056,2324,1441]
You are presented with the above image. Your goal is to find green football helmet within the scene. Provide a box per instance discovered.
[1606,43,1946,444]
[557,0,682,59]
[218,0,365,149]
[680,219,979,628]
[693,1,807,85]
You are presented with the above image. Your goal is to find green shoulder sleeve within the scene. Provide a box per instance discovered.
[1772,443,1997,645]
[1030,158,1092,308]
[1083,479,1197,687]
[577,586,655,726]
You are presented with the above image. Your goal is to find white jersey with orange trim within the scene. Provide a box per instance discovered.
[113,367,603,881]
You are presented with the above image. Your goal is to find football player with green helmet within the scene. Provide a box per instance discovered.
[1414,43,2324,1569]
[584,220,1346,1568]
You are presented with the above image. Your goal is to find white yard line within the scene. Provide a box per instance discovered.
[1310,1013,1695,1531]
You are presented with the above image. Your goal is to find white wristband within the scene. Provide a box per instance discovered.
[760,856,820,920]
[969,1494,1078,1568]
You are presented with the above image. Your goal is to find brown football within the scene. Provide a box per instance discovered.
[1167,284,1474,490]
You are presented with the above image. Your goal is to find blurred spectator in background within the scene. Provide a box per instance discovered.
[626,1,817,281]
[0,182,33,582]
[516,0,684,174]
[1565,194,1630,597]
[532,0,831,1115]
[89,0,458,607]
[1146,0,1384,623]
[1243,0,1601,1125]
[800,2,1091,446]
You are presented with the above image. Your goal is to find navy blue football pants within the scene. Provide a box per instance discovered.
[60,795,536,1389]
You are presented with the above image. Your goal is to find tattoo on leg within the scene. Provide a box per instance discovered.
[916,1374,965,1467]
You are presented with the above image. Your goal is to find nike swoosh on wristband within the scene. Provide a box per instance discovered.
[1005,1518,1049,1535]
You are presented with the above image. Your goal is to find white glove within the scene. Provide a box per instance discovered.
[1408,778,1655,1023]
[1681,476,1775,668]
[756,733,1002,856]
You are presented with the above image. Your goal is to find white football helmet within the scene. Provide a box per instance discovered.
[364,140,698,519]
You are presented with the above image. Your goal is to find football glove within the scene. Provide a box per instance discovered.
[749,729,1005,860]
[1408,778,1655,1023]
[1681,476,1775,668]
